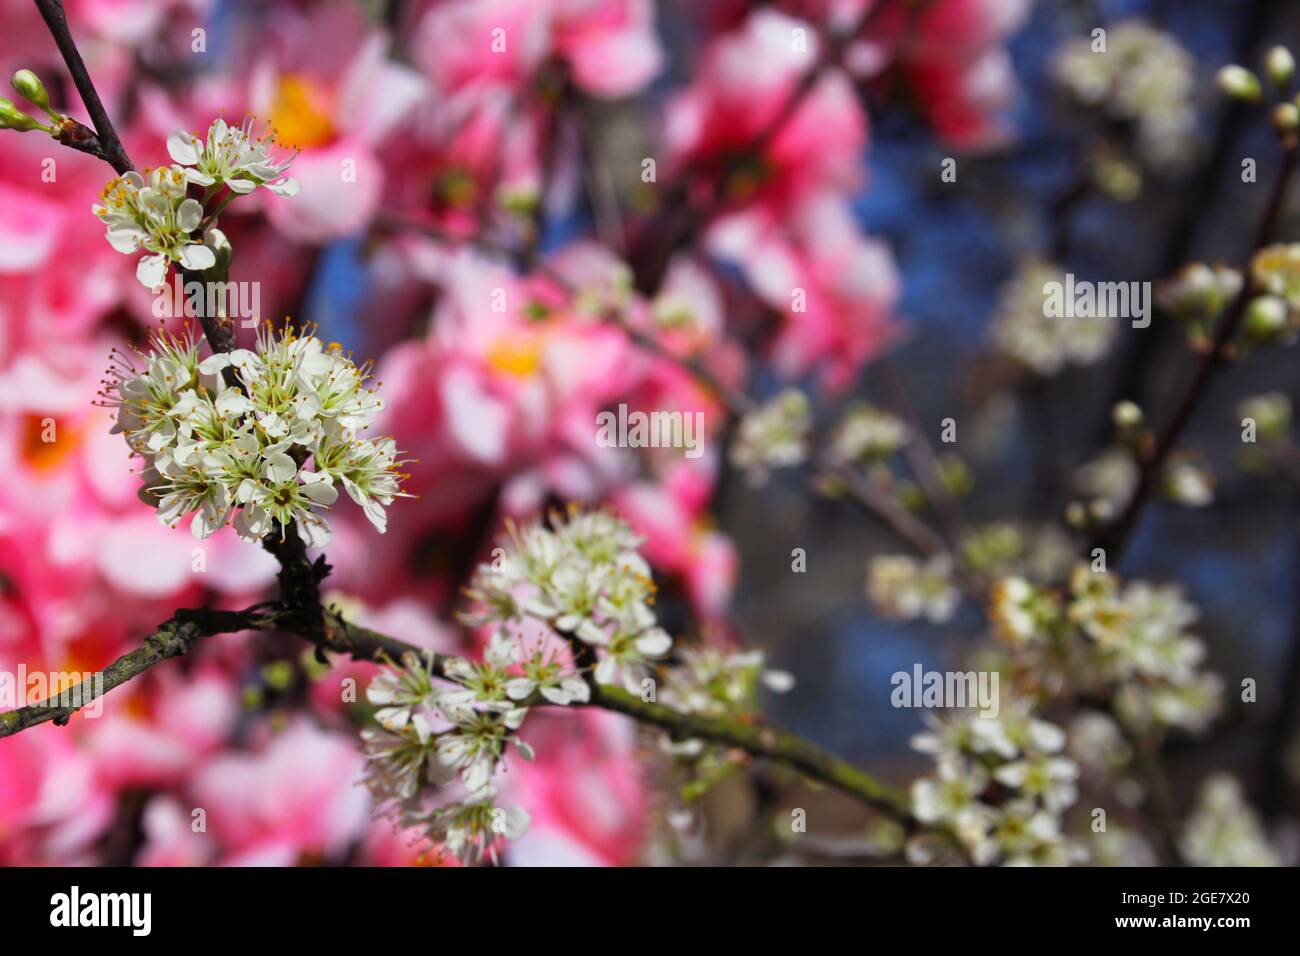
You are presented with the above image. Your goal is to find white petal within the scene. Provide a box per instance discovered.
[106,227,144,253]
[177,197,204,232]
[215,390,252,417]
[501,806,530,840]
[179,243,216,271]
[635,629,672,657]
[198,354,230,375]
[136,254,168,289]
[300,474,338,505]
[264,452,298,483]
[505,677,535,701]
[761,670,796,693]
[167,130,201,165]
[265,177,300,197]
[462,757,495,792]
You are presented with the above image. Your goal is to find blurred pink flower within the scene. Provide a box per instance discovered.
[711,193,900,390]
[85,665,241,790]
[240,0,424,242]
[136,795,215,866]
[664,8,867,219]
[869,0,1032,149]
[0,724,115,864]
[414,0,662,101]
[191,719,370,865]
[506,709,647,865]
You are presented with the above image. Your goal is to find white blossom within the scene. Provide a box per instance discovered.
[100,326,407,544]
[167,117,300,196]
[728,388,812,485]
[93,166,216,288]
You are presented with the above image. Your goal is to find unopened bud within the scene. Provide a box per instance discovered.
[1218,65,1262,101]
[1243,294,1289,342]
[0,96,43,132]
[1112,401,1144,431]
[1273,102,1300,138]
[10,70,52,114]
[1266,46,1295,88]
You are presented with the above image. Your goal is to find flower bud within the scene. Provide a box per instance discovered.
[10,69,52,114]
[1217,65,1262,101]
[0,96,43,132]
[1243,294,1289,343]
[1267,46,1295,88]
[1112,401,1144,431]
[1239,392,1291,440]
[1273,102,1300,138]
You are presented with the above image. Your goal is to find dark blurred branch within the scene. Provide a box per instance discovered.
[880,358,968,546]
[1256,518,1300,818]
[1090,145,1299,564]
[1089,0,1289,455]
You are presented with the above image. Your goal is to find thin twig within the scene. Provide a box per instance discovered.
[33,0,133,175]
[1090,146,1299,564]
[879,358,968,546]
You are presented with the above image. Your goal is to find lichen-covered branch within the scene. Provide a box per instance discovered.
[0,595,918,829]
[0,604,282,737]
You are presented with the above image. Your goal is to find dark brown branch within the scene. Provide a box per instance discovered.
[33,0,133,175]
[1090,146,1299,564]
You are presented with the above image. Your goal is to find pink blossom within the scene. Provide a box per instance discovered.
[664,9,867,219]
[506,709,647,865]
[190,719,370,864]
[242,2,424,242]
[710,194,900,390]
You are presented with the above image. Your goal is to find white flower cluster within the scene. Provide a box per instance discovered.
[100,326,405,546]
[729,388,812,486]
[168,117,300,197]
[990,261,1117,376]
[828,402,908,465]
[361,638,539,865]
[1156,263,1243,329]
[909,705,1084,866]
[362,509,675,864]
[866,554,960,624]
[1179,774,1280,866]
[94,118,298,288]
[1053,19,1196,170]
[94,167,218,288]
[656,648,794,759]
[990,567,1223,734]
[461,507,674,692]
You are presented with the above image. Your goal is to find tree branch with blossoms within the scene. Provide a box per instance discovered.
[4,0,1297,870]
[0,3,971,863]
